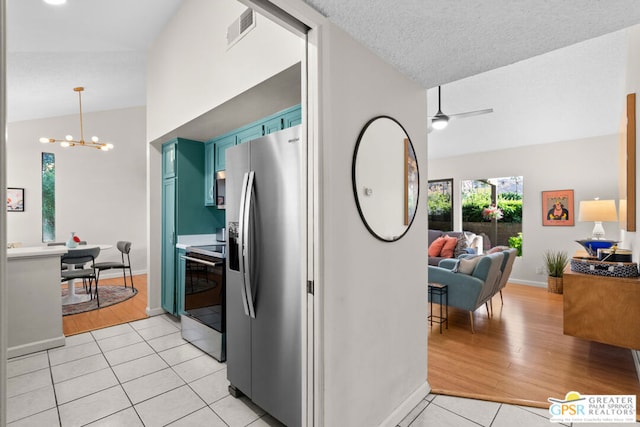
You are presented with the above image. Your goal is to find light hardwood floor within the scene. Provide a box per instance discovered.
[62,274,150,336]
[428,283,640,418]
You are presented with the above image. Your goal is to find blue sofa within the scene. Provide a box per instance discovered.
[428,251,505,333]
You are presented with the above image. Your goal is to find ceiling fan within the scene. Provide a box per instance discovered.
[429,86,493,131]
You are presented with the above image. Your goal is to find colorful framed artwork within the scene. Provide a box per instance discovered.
[7,188,24,212]
[542,189,574,226]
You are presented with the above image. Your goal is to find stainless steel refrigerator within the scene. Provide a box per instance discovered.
[225,125,302,427]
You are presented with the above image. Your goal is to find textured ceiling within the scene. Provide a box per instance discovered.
[302,0,640,89]
[6,0,640,158]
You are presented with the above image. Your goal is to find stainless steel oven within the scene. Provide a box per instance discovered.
[180,244,226,361]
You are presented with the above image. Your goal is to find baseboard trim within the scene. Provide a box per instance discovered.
[379,381,431,427]
[146,307,166,317]
[98,269,146,280]
[508,278,546,288]
[8,335,66,359]
[632,350,640,384]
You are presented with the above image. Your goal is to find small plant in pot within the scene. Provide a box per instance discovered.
[543,250,569,294]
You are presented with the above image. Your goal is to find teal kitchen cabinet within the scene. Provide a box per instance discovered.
[214,134,236,173]
[263,116,283,135]
[282,106,302,128]
[162,138,223,316]
[203,104,303,208]
[161,178,176,314]
[236,123,264,145]
[162,142,176,179]
[204,141,214,206]
[176,247,186,315]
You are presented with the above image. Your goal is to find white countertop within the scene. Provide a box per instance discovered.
[176,234,226,250]
[7,246,68,259]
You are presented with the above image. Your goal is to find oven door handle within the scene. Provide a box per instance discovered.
[180,255,219,267]
[242,170,256,319]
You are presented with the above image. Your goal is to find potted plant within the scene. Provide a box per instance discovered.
[543,250,569,294]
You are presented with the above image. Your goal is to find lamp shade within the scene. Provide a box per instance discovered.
[578,199,618,222]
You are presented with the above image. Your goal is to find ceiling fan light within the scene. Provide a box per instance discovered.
[431,115,449,130]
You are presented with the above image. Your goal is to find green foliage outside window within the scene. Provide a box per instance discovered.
[42,152,55,242]
[462,191,522,223]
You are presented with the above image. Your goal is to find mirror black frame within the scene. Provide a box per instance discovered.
[352,115,420,242]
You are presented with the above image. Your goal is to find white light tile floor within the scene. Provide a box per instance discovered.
[7,314,639,426]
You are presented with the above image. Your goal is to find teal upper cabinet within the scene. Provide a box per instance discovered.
[236,123,264,145]
[204,142,214,206]
[282,106,302,128]
[214,134,236,172]
[162,142,177,179]
[203,104,302,206]
[263,116,283,135]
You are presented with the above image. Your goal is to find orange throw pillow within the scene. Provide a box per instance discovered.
[428,236,446,257]
[439,235,459,258]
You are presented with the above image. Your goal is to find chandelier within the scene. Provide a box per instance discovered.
[39,87,114,151]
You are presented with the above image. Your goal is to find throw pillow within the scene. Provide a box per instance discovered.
[454,237,469,257]
[428,236,447,257]
[439,235,458,258]
[453,256,481,275]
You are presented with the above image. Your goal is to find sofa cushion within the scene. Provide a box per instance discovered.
[428,236,447,257]
[453,256,481,274]
[440,235,459,258]
[428,229,444,245]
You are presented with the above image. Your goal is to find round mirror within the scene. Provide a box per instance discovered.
[352,116,419,241]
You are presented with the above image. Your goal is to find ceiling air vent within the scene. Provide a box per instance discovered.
[227,8,256,49]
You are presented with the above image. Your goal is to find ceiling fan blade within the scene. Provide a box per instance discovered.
[448,108,493,119]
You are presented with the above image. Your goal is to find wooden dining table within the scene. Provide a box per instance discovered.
[62,244,113,305]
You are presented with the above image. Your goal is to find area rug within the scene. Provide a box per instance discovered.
[62,285,138,316]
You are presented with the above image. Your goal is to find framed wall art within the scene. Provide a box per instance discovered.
[7,188,24,212]
[542,189,574,226]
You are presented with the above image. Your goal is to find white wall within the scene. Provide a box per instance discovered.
[146,0,302,142]
[429,134,619,286]
[6,107,147,275]
[318,22,429,426]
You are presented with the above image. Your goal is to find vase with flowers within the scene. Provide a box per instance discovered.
[65,232,81,248]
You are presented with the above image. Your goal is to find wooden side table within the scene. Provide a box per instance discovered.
[428,282,448,334]
[563,268,640,349]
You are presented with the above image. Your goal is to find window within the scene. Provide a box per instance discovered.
[461,176,522,251]
[428,179,453,231]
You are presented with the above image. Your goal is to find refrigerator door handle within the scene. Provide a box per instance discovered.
[243,170,257,318]
[238,171,251,317]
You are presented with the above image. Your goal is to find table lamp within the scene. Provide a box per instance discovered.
[578,199,618,240]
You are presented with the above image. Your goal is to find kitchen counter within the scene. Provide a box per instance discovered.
[176,234,226,250]
[7,245,68,357]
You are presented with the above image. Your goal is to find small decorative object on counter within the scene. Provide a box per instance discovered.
[66,232,79,248]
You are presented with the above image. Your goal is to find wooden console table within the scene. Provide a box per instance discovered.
[563,267,640,349]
